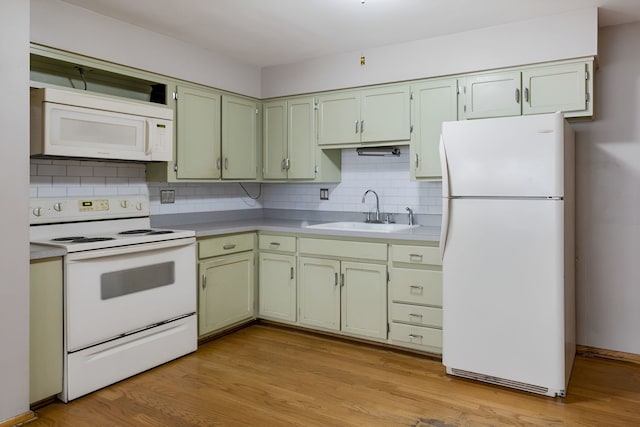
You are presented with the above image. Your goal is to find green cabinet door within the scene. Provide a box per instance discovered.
[360,85,411,143]
[176,86,221,179]
[287,96,316,179]
[298,257,341,331]
[263,100,288,180]
[460,71,522,119]
[317,91,360,146]
[198,251,255,337]
[411,79,458,180]
[258,252,296,322]
[222,95,258,179]
[30,258,63,404]
[523,62,589,116]
[341,261,387,340]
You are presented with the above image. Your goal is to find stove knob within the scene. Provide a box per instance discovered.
[33,207,42,217]
[136,203,143,211]
[120,200,128,209]
[53,202,62,212]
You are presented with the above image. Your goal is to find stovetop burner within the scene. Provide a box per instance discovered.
[118,229,175,236]
[68,237,116,243]
[52,236,86,242]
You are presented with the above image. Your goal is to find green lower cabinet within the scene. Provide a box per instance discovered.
[198,251,255,337]
[30,258,63,404]
[258,252,297,322]
[298,256,387,340]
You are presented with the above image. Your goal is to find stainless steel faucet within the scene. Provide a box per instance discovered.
[362,189,381,223]
[406,206,414,226]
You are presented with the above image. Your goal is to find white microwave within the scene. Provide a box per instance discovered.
[30,88,173,162]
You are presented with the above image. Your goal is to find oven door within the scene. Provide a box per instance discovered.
[65,238,196,352]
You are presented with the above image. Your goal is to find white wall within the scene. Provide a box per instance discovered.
[262,8,598,98]
[30,0,262,98]
[573,21,640,355]
[0,0,30,423]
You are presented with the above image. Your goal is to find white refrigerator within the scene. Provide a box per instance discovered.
[439,112,575,397]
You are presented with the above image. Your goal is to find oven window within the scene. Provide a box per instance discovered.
[101,262,175,300]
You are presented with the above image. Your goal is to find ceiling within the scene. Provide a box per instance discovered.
[61,0,640,68]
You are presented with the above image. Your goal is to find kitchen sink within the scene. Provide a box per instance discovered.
[305,221,419,233]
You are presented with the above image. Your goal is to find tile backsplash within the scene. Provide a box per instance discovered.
[30,149,442,217]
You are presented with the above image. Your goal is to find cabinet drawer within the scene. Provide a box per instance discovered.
[198,233,255,259]
[391,244,440,266]
[390,323,442,350]
[390,304,442,328]
[299,238,387,261]
[259,234,296,253]
[390,267,442,306]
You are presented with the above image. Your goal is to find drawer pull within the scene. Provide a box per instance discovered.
[408,313,423,319]
[409,285,423,291]
[408,333,423,339]
[409,253,423,262]
[223,244,236,250]
[269,242,281,246]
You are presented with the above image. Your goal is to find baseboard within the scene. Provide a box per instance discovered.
[0,411,35,427]
[577,345,640,365]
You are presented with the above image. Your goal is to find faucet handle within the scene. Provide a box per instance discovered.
[405,207,414,226]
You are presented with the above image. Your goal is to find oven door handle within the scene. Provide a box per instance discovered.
[66,238,196,262]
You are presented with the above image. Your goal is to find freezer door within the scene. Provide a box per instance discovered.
[442,198,567,391]
[441,113,565,198]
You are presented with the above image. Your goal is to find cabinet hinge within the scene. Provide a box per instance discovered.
[410,124,414,133]
[173,163,178,172]
[255,108,259,115]
[586,92,590,102]
[463,105,467,113]
[410,91,414,101]
[585,70,590,80]
[314,165,319,174]
[387,271,390,283]
[313,102,319,111]
[172,91,178,100]
[387,323,390,333]
[457,86,465,95]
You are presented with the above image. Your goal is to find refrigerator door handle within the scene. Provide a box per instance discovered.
[439,135,451,260]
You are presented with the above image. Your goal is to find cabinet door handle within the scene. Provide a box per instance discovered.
[285,158,290,170]
[290,267,294,280]
[360,119,364,133]
[415,153,419,168]
[340,273,345,287]
[216,157,221,170]
[515,88,520,104]
[409,285,423,291]
[524,87,530,103]
[334,272,339,286]
[409,253,423,262]
[223,244,236,250]
[355,120,359,134]
[408,333,423,340]
[202,274,206,290]
[281,158,287,170]
[224,157,229,170]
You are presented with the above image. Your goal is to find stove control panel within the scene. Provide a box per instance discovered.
[30,196,150,224]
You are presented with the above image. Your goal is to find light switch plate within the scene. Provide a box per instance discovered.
[160,189,175,204]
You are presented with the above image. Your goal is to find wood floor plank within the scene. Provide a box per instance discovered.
[28,325,640,427]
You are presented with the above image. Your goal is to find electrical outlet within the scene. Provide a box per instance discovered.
[160,189,175,204]
[320,188,329,200]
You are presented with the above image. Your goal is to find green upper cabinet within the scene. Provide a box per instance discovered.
[222,95,259,180]
[263,97,316,180]
[459,58,594,121]
[317,84,411,147]
[176,85,221,179]
[411,78,458,181]
[458,71,522,120]
[522,61,591,117]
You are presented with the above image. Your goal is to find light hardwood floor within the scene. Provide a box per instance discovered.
[27,324,640,426]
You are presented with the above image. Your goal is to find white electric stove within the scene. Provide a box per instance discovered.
[30,196,197,402]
